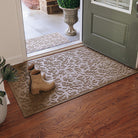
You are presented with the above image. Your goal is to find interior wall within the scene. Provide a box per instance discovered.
[0,0,26,65]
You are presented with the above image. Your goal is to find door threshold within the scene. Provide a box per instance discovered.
[27,40,83,61]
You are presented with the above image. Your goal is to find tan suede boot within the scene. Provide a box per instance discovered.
[28,64,35,91]
[30,69,55,95]
[28,64,47,79]
[28,64,35,72]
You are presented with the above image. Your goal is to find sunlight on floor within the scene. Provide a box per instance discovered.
[21,2,80,42]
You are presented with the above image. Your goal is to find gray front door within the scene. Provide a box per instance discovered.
[83,0,138,69]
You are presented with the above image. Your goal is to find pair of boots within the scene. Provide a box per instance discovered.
[28,64,55,95]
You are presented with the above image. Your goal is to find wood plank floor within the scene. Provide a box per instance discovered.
[0,73,138,138]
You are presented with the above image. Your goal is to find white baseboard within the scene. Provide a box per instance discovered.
[7,55,24,65]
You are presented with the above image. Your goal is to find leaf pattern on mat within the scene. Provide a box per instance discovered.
[9,46,136,117]
[26,33,69,54]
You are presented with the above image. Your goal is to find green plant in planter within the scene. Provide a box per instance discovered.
[57,0,80,9]
[0,57,17,105]
[57,0,80,36]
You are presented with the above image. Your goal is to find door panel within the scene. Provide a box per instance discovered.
[92,15,127,45]
[83,0,138,69]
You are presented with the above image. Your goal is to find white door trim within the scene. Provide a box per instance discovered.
[15,0,27,63]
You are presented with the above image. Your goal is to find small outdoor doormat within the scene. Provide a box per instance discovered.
[26,33,69,54]
[9,46,137,117]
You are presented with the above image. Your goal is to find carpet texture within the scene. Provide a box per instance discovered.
[26,33,69,54]
[9,45,137,117]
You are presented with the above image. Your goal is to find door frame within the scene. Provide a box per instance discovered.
[15,0,27,62]
[15,0,83,62]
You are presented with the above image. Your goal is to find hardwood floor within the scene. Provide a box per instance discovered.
[0,73,138,138]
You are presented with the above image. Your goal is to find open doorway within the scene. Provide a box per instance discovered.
[21,0,81,57]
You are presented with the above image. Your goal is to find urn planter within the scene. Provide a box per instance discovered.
[57,0,80,36]
[61,7,79,36]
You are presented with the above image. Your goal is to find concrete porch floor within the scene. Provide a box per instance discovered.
[21,2,81,43]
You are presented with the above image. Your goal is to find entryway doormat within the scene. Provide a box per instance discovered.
[26,32,69,54]
[9,45,137,117]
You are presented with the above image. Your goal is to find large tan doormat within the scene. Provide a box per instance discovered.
[26,33,69,54]
[9,46,137,117]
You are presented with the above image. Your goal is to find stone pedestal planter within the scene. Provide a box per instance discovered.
[61,8,79,36]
